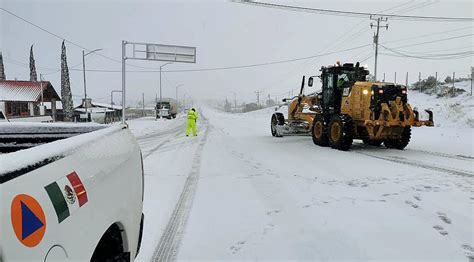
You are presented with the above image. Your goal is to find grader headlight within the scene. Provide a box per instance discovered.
[363,89,369,95]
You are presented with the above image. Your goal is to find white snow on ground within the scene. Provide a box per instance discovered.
[128,115,207,261]
[129,96,473,261]
[409,90,474,128]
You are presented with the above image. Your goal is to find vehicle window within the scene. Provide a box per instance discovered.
[343,87,351,96]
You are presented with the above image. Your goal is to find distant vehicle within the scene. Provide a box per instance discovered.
[156,101,177,119]
[0,123,144,261]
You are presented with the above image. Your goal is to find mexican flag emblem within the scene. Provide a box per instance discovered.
[44,171,88,223]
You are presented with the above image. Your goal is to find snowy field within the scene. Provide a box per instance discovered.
[128,98,473,261]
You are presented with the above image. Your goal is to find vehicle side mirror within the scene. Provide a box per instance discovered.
[308,77,314,87]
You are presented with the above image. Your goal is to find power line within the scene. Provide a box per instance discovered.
[381,26,472,45]
[64,43,373,73]
[0,7,156,70]
[232,0,473,22]
[386,33,473,49]
[392,1,437,15]
[390,45,474,55]
[379,44,474,60]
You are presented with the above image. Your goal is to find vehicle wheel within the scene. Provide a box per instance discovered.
[362,138,383,146]
[384,126,411,150]
[91,224,129,262]
[311,114,329,146]
[328,114,353,151]
[271,113,284,137]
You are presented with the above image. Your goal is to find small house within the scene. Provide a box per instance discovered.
[0,80,62,121]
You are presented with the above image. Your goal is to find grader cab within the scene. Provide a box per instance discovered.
[271,62,433,150]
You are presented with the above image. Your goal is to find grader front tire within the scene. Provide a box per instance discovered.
[328,115,353,151]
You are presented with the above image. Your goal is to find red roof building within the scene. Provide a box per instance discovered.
[0,80,62,121]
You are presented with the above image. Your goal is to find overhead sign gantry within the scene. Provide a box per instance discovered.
[121,41,196,123]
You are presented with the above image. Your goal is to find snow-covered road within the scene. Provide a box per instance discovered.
[130,109,473,261]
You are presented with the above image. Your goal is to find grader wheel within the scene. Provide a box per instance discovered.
[311,114,329,146]
[384,126,411,150]
[271,113,285,137]
[328,114,353,151]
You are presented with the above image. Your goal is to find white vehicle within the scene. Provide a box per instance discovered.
[156,101,177,119]
[0,123,144,261]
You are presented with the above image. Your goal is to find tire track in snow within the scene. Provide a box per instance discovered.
[151,116,209,262]
[353,142,473,162]
[356,151,473,177]
[405,148,473,161]
[136,124,185,159]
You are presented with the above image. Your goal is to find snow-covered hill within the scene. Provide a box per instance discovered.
[410,80,473,128]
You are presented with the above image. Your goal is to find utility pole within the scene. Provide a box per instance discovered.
[471,67,473,96]
[110,90,122,107]
[435,72,438,94]
[183,93,187,111]
[394,72,397,84]
[82,48,102,122]
[418,72,422,93]
[142,93,145,117]
[232,92,237,109]
[82,50,88,121]
[452,72,455,96]
[383,73,385,82]
[159,62,173,104]
[175,84,183,111]
[370,16,388,82]
[40,74,44,106]
[405,72,408,87]
[255,91,262,107]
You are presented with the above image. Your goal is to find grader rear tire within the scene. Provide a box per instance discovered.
[311,114,329,147]
[328,114,353,151]
[384,126,411,150]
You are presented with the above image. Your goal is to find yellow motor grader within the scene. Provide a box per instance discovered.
[271,62,433,150]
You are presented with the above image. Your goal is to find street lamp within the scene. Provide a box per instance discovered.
[159,62,173,104]
[175,84,183,111]
[230,91,237,109]
[183,93,189,112]
[110,90,122,106]
[82,48,102,121]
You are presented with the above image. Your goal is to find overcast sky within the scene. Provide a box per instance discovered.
[1,0,472,106]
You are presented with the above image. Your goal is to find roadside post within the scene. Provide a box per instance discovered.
[121,41,196,124]
[471,67,473,96]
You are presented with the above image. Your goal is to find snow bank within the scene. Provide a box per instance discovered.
[409,90,473,128]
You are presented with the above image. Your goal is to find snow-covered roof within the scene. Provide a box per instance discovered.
[91,101,123,110]
[75,101,123,110]
[75,107,116,113]
[0,80,60,102]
